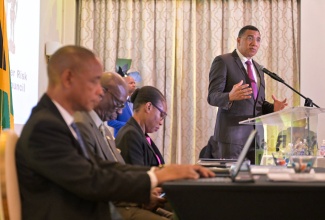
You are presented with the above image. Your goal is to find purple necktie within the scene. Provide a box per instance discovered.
[245,60,257,100]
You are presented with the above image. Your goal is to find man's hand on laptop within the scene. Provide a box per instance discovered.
[155,164,215,185]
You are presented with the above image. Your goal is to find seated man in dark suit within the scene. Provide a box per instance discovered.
[15,45,215,220]
[74,72,171,220]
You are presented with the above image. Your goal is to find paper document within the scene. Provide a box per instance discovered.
[267,170,325,182]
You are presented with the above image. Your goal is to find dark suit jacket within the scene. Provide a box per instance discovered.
[115,117,165,166]
[107,101,132,137]
[15,94,151,220]
[207,50,273,158]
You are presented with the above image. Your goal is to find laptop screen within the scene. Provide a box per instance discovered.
[230,130,257,179]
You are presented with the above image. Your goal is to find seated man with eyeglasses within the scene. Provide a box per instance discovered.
[115,86,167,167]
[108,75,137,137]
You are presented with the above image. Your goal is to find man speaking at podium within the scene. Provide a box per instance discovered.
[207,25,287,163]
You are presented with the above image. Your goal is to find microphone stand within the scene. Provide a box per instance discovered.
[262,69,320,108]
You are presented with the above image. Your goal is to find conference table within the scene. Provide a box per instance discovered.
[162,167,325,220]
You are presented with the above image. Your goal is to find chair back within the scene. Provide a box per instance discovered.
[0,130,21,220]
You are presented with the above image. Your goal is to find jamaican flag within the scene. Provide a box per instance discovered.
[0,0,14,133]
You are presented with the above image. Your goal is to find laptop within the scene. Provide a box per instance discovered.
[197,158,237,168]
[198,130,257,183]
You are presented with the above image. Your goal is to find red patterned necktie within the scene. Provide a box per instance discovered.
[245,60,257,100]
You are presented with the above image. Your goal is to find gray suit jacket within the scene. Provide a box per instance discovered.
[74,111,124,163]
[207,50,273,158]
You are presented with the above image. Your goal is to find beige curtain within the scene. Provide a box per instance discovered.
[77,0,299,164]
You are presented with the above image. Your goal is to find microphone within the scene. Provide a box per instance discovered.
[260,66,285,83]
[259,65,320,107]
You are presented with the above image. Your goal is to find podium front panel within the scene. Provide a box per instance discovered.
[239,107,325,164]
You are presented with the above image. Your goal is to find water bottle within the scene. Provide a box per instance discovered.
[319,140,325,156]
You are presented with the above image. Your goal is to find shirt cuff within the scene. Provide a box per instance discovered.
[147,167,158,189]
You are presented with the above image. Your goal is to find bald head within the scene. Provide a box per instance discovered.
[47,45,100,86]
[124,76,136,95]
[94,72,128,121]
[101,72,128,94]
[46,45,104,114]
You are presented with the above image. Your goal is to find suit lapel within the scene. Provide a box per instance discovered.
[127,118,162,164]
[144,135,157,155]
[232,50,248,82]
[83,112,125,163]
[94,125,112,160]
[83,113,111,161]
[103,126,125,164]
[149,138,165,164]
[40,95,95,162]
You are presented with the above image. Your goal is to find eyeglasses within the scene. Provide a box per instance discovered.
[102,87,125,109]
[151,102,167,120]
[241,35,261,43]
